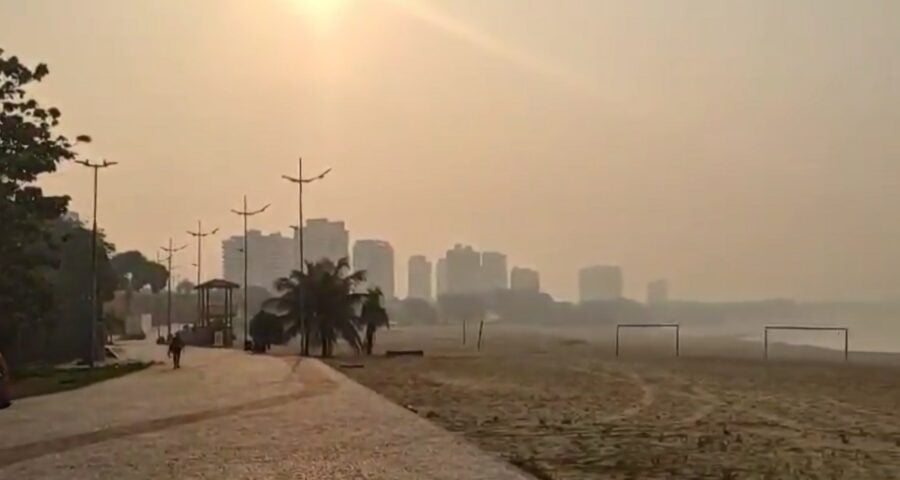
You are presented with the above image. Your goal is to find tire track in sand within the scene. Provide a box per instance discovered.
[597,369,655,423]
[674,381,725,426]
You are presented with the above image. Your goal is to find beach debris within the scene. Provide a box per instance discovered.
[839,433,850,445]
[425,410,439,419]
[481,415,498,425]
[404,404,418,414]
[385,350,424,358]
[721,468,738,480]
[697,436,712,449]
[338,363,364,369]
[509,456,553,480]
[722,424,731,436]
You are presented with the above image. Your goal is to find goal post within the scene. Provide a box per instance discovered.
[764,325,849,361]
[615,323,680,357]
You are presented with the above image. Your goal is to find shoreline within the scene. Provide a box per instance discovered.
[502,323,900,366]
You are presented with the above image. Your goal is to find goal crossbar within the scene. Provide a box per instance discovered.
[616,323,680,357]
[764,325,849,361]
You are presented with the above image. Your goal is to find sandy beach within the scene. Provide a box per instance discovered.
[328,325,900,479]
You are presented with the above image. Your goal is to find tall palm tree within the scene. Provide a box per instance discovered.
[359,288,390,355]
[266,257,366,357]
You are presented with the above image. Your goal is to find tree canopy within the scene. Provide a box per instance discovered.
[110,250,169,293]
[360,288,390,355]
[391,297,438,325]
[0,49,90,353]
[176,279,195,295]
[10,216,117,364]
[266,258,367,357]
[249,310,286,348]
[438,293,486,324]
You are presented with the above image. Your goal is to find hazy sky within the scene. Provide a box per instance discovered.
[2,0,899,301]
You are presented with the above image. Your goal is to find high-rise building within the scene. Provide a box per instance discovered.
[578,265,624,302]
[257,231,293,291]
[353,239,395,300]
[647,279,669,305]
[481,251,508,291]
[436,257,448,297]
[222,235,243,285]
[510,267,540,292]
[298,218,348,267]
[222,230,293,292]
[446,244,481,295]
[407,255,432,300]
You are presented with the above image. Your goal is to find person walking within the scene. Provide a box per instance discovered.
[0,351,11,409]
[167,334,185,369]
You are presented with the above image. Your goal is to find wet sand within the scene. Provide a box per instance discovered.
[329,325,900,479]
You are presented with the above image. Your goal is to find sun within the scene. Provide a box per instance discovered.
[290,0,350,30]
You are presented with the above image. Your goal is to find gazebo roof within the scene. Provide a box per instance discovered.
[196,278,241,290]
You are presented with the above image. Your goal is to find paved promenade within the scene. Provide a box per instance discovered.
[0,342,530,479]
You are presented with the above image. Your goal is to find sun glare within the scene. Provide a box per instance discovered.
[291,0,350,31]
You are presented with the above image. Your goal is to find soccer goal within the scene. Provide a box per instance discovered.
[615,323,680,357]
[763,325,849,361]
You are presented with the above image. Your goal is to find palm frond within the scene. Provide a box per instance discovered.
[335,317,363,352]
[270,257,385,357]
[274,276,297,293]
[334,256,351,273]
[261,297,291,315]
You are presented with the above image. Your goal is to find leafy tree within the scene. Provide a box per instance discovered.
[438,293,486,324]
[489,289,555,324]
[266,258,366,357]
[12,216,118,364]
[0,49,90,357]
[391,297,438,325]
[249,310,285,349]
[360,288,390,355]
[110,251,169,293]
[176,279,195,295]
[438,293,486,345]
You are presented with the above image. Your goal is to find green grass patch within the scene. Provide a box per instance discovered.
[9,362,152,400]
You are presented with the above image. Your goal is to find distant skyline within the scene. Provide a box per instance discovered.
[4,0,900,301]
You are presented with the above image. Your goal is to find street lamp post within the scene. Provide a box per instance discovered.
[161,239,188,339]
[187,221,219,324]
[281,157,331,356]
[230,196,270,350]
[155,251,163,338]
[74,158,118,368]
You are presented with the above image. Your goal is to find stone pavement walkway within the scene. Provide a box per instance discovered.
[0,341,530,479]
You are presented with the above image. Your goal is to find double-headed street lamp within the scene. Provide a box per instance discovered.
[187,221,218,323]
[231,196,270,350]
[282,157,331,356]
[74,158,118,368]
[281,157,331,271]
[161,239,188,339]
